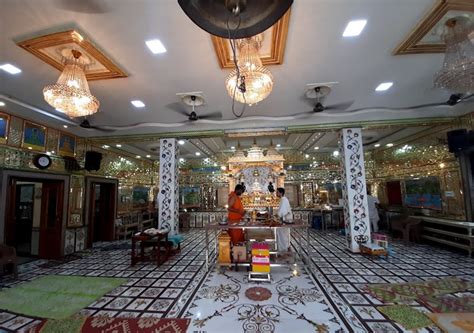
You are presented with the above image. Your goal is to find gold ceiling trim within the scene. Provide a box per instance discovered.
[211,9,291,69]
[393,0,474,55]
[17,30,127,81]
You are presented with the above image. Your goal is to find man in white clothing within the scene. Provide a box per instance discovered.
[276,187,292,252]
[367,189,380,232]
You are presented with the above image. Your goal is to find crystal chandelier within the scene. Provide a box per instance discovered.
[225,36,274,105]
[434,16,474,94]
[43,49,100,118]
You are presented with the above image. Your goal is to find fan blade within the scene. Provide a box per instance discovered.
[325,100,355,111]
[345,102,447,113]
[166,102,190,117]
[198,111,222,120]
[90,126,116,132]
[55,0,112,13]
[78,119,115,132]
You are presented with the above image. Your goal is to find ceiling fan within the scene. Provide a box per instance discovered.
[300,86,355,114]
[343,93,473,113]
[169,94,222,122]
[76,119,115,132]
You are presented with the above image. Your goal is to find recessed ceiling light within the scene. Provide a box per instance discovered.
[374,143,380,147]
[386,143,394,147]
[145,39,167,54]
[276,144,281,147]
[305,154,309,158]
[178,140,185,145]
[63,125,68,128]
[0,63,22,75]
[314,146,319,150]
[0,101,5,107]
[136,155,141,158]
[342,20,367,37]
[131,100,145,108]
[195,152,201,156]
[146,155,151,158]
[116,144,122,148]
[375,82,393,92]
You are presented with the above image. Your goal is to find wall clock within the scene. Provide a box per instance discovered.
[33,154,52,170]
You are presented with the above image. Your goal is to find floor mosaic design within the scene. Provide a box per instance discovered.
[0,229,473,332]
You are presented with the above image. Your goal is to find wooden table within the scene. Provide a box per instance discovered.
[131,232,170,266]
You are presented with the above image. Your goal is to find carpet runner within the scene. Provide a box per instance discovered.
[29,317,191,333]
[365,277,473,303]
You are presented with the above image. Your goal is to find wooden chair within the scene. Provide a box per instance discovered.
[0,245,18,279]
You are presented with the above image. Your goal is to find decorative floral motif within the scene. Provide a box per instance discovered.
[276,284,323,305]
[238,304,280,332]
[158,138,179,235]
[90,316,115,327]
[245,287,272,302]
[138,317,161,328]
[198,283,240,303]
[339,128,370,251]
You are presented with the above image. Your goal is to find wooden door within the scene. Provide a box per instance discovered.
[100,183,116,242]
[39,181,64,259]
[4,178,18,248]
[88,182,116,247]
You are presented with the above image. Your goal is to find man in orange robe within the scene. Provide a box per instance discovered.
[227,184,246,244]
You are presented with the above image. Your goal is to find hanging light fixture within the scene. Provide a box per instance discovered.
[178,0,293,39]
[434,16,474,94]
[43,49,100,118]
[225,36,274,105]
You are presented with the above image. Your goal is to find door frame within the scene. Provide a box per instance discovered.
[84,177,118,247]
[0,169,69,257]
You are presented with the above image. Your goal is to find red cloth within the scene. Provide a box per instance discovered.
[29,317,190,333]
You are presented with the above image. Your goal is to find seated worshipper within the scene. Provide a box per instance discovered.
[227,184,246,244]
[276,187,293,252]
[367,189,380,232]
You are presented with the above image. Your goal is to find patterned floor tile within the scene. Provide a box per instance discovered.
[0,229,472,333]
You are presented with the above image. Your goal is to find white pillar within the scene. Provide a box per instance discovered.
[158,138,179,235]
[339,128,371,253]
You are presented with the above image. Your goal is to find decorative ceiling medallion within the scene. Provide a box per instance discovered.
[394,0,474,55]
[17,30,127,80]
[211,9,291,69]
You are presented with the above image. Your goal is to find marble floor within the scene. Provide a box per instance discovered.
[0,229,473,332]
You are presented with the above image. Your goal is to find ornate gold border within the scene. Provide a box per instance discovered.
[211,9,291,68]
[394,0,474,55]
[0,112,10,145]
[17,30,127,80]
[21,120,47,152]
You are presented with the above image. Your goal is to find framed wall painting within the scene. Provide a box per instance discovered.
[133,186,150,206]
[0,112,9,144]
[22,121,47,151]
[180,186,201,208]
[58,132,76,157]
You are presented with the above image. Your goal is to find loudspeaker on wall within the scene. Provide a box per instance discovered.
[85,151,102,171]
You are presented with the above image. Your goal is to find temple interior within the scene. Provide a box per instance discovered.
[0,1,473,332]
